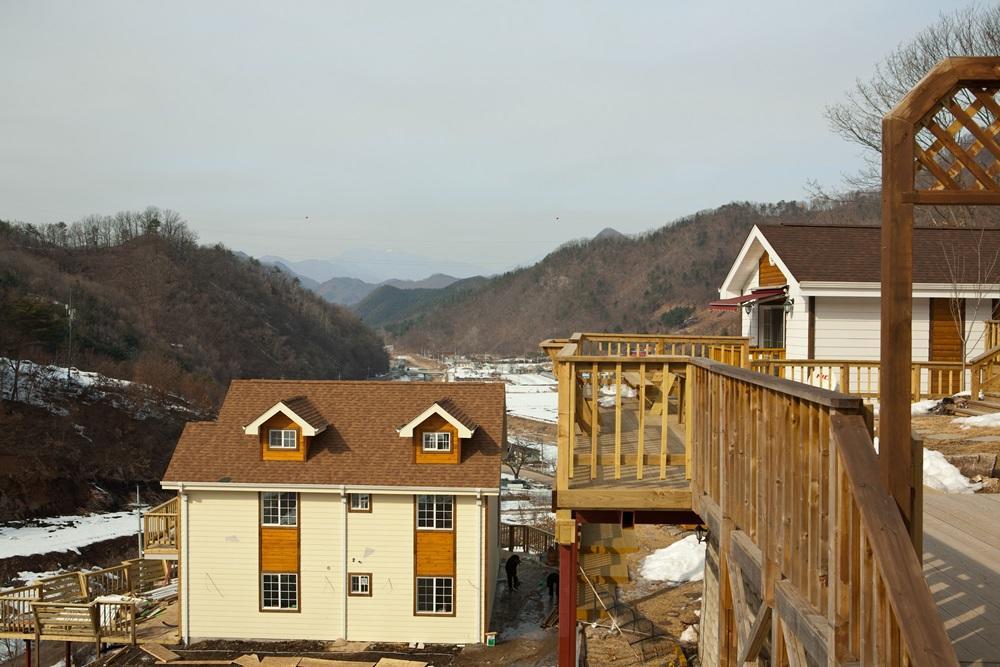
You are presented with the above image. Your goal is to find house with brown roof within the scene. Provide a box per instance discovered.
[712,224,1000,366]
[159,380,504,645]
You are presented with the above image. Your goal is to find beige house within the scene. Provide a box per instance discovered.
[159,381,504,645]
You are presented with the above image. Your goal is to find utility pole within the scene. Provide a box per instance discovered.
[65,292,75,383]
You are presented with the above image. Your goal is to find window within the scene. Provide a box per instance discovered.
[349,494,371,512]
[416,577,453,614]
[268,429,297,449]
[757,304,785,349]
[421,432,452,452]
[416,495,453,530]
[262,492,297,526]
[262,573,298,609]
[349,573,371,596]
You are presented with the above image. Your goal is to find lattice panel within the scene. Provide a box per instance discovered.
[914,84,1000,192]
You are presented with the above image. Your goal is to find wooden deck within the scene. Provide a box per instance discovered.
[924,493,1000,666]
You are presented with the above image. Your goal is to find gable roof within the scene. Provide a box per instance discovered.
[242,395,329,436]
[757,224,1000,284]
[164,381,505,489]
[397,399,479,438]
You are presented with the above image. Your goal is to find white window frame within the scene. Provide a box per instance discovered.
[349,573,371,596]
[421,431,452,452]
[268,428,298,450]
[415,576,453,615]
[349,493,371,512]
[416,494,453,530]
[261,572,298,610]
[261,492,297,527]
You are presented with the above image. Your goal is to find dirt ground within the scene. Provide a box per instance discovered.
[911,413,1000,457]
[508,416,557,443]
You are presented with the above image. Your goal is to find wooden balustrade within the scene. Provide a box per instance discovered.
[566,332,750,368]
[748,346,785,361]
[987,320,1000,350]
[142,496,179,555]
[0,558,172,642]
[501,522,554,555]
[686,357,955,666]
[971,344,1000,397]
[752,358,969,401]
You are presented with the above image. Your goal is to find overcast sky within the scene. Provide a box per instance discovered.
[0,1,972,274]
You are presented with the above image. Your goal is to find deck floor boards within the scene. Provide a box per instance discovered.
[924,493,1000,666]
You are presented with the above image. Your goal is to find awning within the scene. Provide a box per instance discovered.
[708,287,786,312]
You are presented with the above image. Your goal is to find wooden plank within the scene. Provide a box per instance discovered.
[140,644,181,663]
[637,363,645,481]
[614,363,622,480]
[591,363,599,480]
[738,602,772,664]
[688,358,864,409]
[555,488,692,511]
[774,579,829,666]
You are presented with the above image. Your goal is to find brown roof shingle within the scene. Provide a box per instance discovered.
[758,224,1000,284]
[280,395,328,431]
[164,381,505,488]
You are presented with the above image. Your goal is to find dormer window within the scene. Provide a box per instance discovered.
[268,429,297,450]
[422,432,452,452]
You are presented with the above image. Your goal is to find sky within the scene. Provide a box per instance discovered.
[0,1,975,277]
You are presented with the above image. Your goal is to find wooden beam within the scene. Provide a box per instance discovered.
[729,529,763,594]
[554,488,692,511]
[774,579,829,666]
[738,602,772,664]
[880,113,916,533]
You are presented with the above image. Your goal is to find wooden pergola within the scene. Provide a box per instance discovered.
[881,57,1000,534]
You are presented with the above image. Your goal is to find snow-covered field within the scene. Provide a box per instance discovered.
[443,357,559,424]
[0,510,142,559]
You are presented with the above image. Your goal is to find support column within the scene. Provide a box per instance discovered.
[23,640,31,667]
[880,115,917,535]
[557,527,578,667]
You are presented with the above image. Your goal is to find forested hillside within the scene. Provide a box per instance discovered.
[0,209,389,406]
[355,276,490,329]
[388,199,883,355]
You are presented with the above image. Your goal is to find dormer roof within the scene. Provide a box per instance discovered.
[398,398,479,439]
[243,395,328,436]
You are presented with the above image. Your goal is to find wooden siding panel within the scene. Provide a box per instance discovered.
[758,252,787,287]
[260,414,308,462]
[413,414,461,465]
[929,298,964,362]
[415,531,456,576]
[261,527,299,573]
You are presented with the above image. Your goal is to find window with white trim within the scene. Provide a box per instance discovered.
[268,429,297,449]
[416,495,453,530]
[262,573,297,609]
[262,492,297,526]
[349,494,371,512]
[416,576,453,614]
[349,573,371,596]
[421,432,452,452]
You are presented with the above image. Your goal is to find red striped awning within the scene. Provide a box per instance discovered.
[708,287,786,312]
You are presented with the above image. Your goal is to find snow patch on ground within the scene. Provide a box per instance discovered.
[0,510,143,559]
[923,449,982,493]
[911,399,940,415]
[505,385,558,423]
[952,412,1000,428]
[639,535,706,584]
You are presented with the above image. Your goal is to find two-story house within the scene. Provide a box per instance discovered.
[158,380,504,645]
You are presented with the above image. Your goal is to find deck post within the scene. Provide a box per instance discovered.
[557,519,578,667]
[880,113,916,535]
[23,640,30,667]
[64,641,71,667]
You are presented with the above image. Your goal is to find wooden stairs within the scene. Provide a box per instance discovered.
[949,394,1000,417]
[575,523,636,622]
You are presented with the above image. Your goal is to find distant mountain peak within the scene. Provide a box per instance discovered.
[594,227,626,241]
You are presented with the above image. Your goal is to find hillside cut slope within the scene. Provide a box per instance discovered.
[389,201,866,354]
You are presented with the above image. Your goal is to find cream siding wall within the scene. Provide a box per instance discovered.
[783,284,809,358]
[185,490,344,641]
[183,490,493,644]
[813,297,932,361]
[485,494,500,631]
[345,494,482,643]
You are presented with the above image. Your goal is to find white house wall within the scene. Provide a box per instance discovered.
[784,284,808,358]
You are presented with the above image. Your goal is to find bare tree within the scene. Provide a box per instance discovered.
[825,5,1000,189]
[941,228,1000,365]
[504,439,538,480]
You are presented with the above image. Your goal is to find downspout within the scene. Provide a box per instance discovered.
[180,482,190,645]
[476,488,483,643]
[341,486,348,640]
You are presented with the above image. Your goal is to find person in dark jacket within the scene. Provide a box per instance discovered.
[505,554,521,592]
[547,571,560,601]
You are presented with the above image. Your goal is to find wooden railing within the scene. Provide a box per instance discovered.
[971,344,1000,397]
[142,496,179,555]
[552,338,692,510]
[501,522,554,555]
[0,559,173,641]
[751,358,968,401]
[563,333,750,368]
[987,320,1000,350]
[748,346,785,361]
[687,358,955,666]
